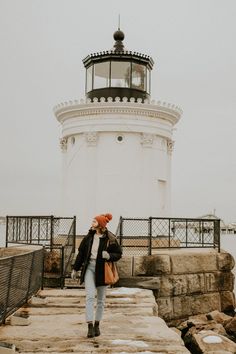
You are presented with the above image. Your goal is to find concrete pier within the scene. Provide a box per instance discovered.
[0,287,190,353]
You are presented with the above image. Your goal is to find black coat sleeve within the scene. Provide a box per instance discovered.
[107,239,122,262]
[73,236,87,271]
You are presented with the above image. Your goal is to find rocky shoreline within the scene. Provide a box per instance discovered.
[172,309,236,353]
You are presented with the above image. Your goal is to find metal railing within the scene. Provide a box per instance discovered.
[6,216,76,288]
[0,248,44,324]
[116,216,221,255]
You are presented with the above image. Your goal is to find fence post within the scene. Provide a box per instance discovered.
[3,257,15,324]
[30,217,33,243]
[61,247,65,289]
[50,215,54,251]
[27,252,36,298]
[168,218,171,248]
[5,215,8,247]
[185,219,188,248]
[41,247,45,290]
[119,216,123,248]
[214,219,221,252]
[148,217,152,256]
[73,216,76,253]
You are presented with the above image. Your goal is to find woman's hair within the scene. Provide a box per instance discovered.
[97,226,106,234]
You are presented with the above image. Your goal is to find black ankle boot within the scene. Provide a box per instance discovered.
[94,321,100,337]
[87,322,95,338]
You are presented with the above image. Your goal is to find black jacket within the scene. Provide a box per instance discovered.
[73,228,122,286]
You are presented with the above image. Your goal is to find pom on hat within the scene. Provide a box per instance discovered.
[95,213,112,229]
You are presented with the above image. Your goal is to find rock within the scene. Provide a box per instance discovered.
[0,342,15,353]
[220,291,236,315]
[185,329,236,353]
[206,310,232,326]
[186,321,227,337]
[217,252,235,271]
[225,317,236,334]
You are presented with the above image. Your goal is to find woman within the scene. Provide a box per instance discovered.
[71,213,122,338]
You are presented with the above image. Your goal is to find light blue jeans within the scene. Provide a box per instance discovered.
[84,259,107,323]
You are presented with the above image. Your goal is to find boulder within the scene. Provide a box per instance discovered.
[225,316,236,335]
[185,329,236,353]
[206,310,232,326]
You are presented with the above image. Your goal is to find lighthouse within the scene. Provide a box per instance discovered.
[54,29,182,234]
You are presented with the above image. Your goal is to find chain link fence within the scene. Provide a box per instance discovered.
[6,216,76,288]
[116,217,221,256]
[0,248,44,324]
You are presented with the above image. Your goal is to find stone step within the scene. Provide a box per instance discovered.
[0,287,190,354]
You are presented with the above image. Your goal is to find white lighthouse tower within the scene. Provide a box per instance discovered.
[54,29,182,234]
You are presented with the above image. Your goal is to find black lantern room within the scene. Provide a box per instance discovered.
[83,29,154,102]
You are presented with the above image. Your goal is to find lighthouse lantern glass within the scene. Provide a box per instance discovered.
[111,61,131,88]
[86,65,93,92]
[93,62,109,89]
[147,68,150,94]
[131,63,146,91]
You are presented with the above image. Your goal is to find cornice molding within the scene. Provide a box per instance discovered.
[54,97,182,126]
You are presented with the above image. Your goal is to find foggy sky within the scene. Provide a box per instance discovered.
[0,0,236,223]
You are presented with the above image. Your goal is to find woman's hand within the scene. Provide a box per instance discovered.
[102,251,110,260]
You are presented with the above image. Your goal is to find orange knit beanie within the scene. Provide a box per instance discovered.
[94,213,112,229]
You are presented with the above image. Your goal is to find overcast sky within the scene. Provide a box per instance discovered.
[0,0,236,223]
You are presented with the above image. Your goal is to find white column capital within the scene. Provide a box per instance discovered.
[60,137,68,152]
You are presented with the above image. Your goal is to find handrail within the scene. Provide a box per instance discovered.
[0,247,44,324]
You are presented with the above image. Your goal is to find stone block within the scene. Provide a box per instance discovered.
[30,295,48,306]
[0,342,15,354]
[214,271,234,292]
[172,296,192,319]
[217,252,235,271]
[190,293,221,316]
[157,272,221,297]
[116,257,133,277]
[133,254,171,276]
[133,256,150,276]
[156,297,173,321]
[151,254,171,275]
[118,276,160,290]
[169,293,221,321]
[10,313,30,326]
[220,291,235,314]
[188,330,236,353]
[171,253,217,274]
